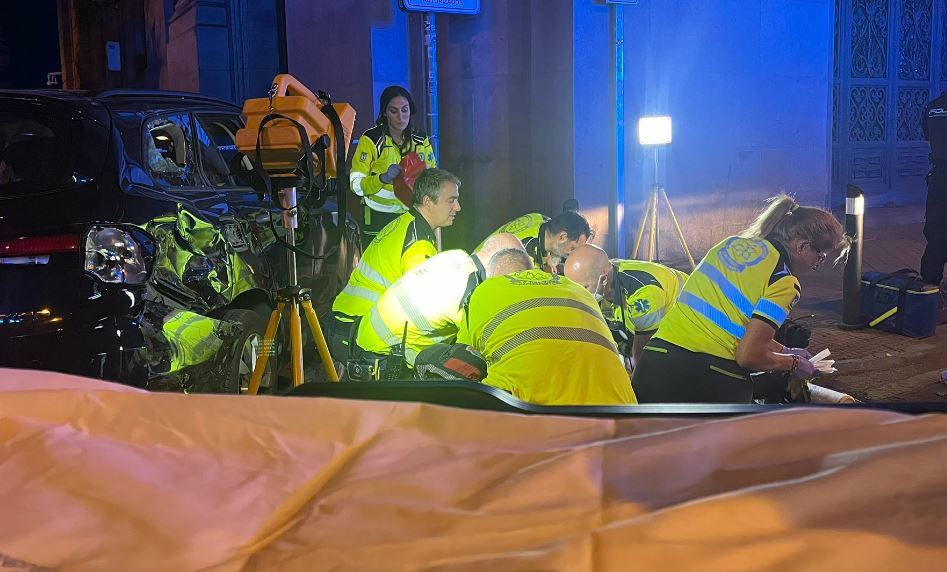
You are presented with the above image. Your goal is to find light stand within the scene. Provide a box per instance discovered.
[235,74,355,393]
[246,179,340,396]
[632,116,696,270]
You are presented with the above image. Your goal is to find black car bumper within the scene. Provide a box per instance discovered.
[0,315,151,387]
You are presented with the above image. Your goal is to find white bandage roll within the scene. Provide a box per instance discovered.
[808,383,858,404]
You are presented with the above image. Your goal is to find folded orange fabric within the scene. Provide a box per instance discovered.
[0,368,946,571]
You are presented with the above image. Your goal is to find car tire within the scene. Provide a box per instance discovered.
[219,308,275,394]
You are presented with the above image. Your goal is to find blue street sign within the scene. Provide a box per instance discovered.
[401,0,480,15]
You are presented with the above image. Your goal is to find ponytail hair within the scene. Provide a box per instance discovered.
[740,195,798,240]
[741,194,851,263]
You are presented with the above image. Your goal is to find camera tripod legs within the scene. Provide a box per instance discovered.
[247,286,339,396]
[632,185,697,270]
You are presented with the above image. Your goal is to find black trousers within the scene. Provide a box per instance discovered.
[632,338,753,403]
[921,171,947,285]
[328,313,358,363]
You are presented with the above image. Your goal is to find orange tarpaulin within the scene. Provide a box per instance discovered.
[1,368,947,571]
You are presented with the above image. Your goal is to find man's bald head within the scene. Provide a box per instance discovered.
[474,233,526,267]
[486,248,533,277]
[564,244,612,293]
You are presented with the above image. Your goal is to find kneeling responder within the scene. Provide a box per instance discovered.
[457,267,637,405]
[350,86,437,246]
[352,233,530,371]
[330,168,462,360]
[565,244,688,367]
[632,195,850,404]
[478,209,591,273]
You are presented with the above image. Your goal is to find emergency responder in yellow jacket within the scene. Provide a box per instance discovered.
[564,244,687,366]
[330,168,462,359]
[633,195,850,403]
[350,86,437,245]
[477,210,592,272]
[457,267,637,405]
[353,234,529,367]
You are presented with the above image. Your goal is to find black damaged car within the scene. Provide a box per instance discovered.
[0,89,361,392]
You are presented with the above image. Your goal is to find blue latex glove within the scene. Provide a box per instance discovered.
[379,164,403,184]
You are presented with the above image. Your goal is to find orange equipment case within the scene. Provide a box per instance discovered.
[236,74,355,177]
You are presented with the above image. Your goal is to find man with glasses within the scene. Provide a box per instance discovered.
[564,244,688,368]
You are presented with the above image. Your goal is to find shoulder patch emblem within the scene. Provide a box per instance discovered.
[631,298,651,315]
[718,237,769,272]
[360,152,368,162]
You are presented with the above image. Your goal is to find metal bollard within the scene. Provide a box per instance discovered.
[840,184,865,329]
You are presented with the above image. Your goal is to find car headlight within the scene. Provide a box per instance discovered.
[84,226,149,284]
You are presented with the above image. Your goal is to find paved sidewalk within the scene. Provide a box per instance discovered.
[791,206,947,402]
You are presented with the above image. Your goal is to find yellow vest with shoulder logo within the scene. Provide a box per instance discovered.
[350,125,437,214]
[457,270,636,405]
[654,236,801,361]
[332,209,438,319]
[609,260,688,335]
[476,213,549,268]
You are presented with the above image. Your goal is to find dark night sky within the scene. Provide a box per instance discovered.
[0,0,61,89]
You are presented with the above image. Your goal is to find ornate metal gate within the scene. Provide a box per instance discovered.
[832,0,945,205]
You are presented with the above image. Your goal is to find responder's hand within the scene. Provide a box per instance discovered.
[379,164,403,184]
[789,355,818,380]
[785,347,812,360]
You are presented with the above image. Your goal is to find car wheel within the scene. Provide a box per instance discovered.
[219,308,275,394]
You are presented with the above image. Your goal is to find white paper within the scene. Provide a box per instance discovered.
[809,349,836,374]
[810,349,831,362]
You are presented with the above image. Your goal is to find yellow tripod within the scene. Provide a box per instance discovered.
[247,187,338,395]
[632,183,696,270]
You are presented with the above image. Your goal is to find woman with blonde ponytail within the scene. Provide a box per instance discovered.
[632,194,850,403]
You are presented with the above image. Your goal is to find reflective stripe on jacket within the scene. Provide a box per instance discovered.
[332,209,438,319]
[457,270,636,406]
[350,124,437,214]
[355,250,482,366]
[608,260,688,336]
[654,236,801,361]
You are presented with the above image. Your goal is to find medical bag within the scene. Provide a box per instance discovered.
[861,269,940,338]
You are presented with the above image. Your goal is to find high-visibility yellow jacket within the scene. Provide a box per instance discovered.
[350,124,437,215]
[654,236,801,361]
[605,260,688,337]
[477,213,550,269]
[163,310,224,372]
[457,270,637,405]
[332,209,438,319]
[355,250,485,366]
